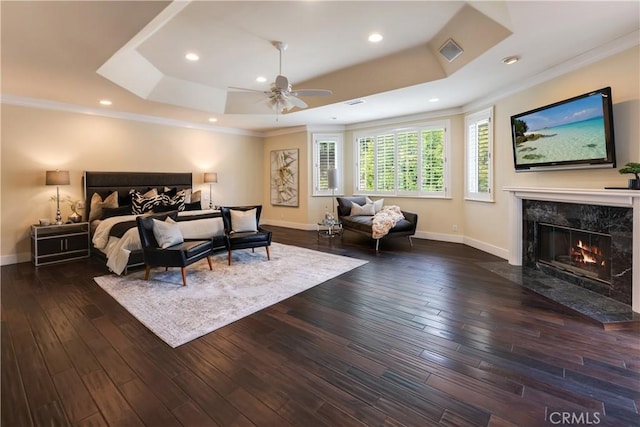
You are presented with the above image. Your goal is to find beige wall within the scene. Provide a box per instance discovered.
[463,47,639,256]
[1,105,263,264]
[2,47,638,265]
[261,129,311,226]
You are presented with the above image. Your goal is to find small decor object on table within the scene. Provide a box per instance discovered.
[619,162,640,189]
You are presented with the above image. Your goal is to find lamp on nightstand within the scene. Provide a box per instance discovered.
[204,172,218,209]
[46,170,70,225]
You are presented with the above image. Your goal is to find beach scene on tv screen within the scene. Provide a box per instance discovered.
[513,93,607,165]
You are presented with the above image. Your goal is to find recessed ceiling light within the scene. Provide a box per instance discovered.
[256,76,267,83]
[185,52,200,61]
[99,100,112,106]
[208,117,218,123]
[368,33,383,43]
[502,56,519,65]
[429,98,440,103]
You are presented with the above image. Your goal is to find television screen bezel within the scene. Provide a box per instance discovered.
[510,87,616,172]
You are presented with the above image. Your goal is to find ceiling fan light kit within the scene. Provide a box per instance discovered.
[230,40,332,115]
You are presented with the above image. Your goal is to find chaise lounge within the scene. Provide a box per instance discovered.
[336,196,418,252]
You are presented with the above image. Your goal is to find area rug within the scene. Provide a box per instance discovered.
[94,243,367,347]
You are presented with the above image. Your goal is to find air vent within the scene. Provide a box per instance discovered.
[439,39,463,62]
[345,99,366,106]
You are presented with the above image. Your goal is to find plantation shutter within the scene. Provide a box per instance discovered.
[421,128,445,192]
[317,139,336,191]
[465,108,493,201]
[376,134,395,191]
[357,136,375,191]
[397,131,419,192]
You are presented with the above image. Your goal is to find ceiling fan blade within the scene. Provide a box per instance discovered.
[287,95,308,109]
[228,86,270,95]
[291,89,332,97]
[275,75,289,91]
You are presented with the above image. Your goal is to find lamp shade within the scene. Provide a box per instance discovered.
[204,172,218,183]
[45,170,70,186]
[327,168,338,190]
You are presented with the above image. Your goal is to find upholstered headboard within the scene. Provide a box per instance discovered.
[83,171,192,222]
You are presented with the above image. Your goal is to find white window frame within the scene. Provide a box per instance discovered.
[353,120,450,198]
[312,133,343,196]
[465,107,494,202]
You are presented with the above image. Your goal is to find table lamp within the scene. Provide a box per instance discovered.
[46,170,70,224]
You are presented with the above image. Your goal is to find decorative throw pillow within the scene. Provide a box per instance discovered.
[152,217,184,249]
[190,190,201,203]
[230,208,258,233]
[350,201,375,216]
[178,188,193,203]
[152,193,186,213]
[366,197,384,213]
[89,191,119,222]
[131,190,166,214]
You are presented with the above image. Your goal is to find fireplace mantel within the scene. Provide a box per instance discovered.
[503,187,640,313]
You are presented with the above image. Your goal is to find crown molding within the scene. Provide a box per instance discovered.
[463,29,640,113]
[0,94,263,137]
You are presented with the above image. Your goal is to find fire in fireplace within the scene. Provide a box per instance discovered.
[537,223,612,284]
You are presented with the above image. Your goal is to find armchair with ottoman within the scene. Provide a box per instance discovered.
[336,196,418,252]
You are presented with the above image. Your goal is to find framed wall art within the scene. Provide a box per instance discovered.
[270,148,298,206]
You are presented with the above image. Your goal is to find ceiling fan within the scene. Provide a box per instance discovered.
[229,41,332,114]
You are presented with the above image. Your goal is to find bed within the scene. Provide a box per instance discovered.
[84,171,225,274]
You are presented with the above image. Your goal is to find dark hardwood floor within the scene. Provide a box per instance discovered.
[2,227,639,426]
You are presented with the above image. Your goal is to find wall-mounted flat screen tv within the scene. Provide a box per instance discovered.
[511,87,616,171]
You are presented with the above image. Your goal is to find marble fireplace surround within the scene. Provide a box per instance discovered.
[504,187,640,313]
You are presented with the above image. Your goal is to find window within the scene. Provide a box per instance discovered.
[465,108,493,202]
[355,121,449,197]
[312,133,343,196]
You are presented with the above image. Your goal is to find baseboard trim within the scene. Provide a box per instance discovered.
[463,236,509,260]
[1,252,31,266]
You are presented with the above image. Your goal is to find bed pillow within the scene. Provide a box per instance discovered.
[152,217,184,249]
[152,193,186,213]
[89,191,119,222]
[230,208,258,233]
[350,201,375,216]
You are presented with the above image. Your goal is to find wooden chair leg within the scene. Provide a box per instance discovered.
[165,267,169,271]
[180,267,187,287]
[265,245,270,260]
[144,266,151,280]
[228,250,232,265]
[206,255,213,270]
[251,248,255,253]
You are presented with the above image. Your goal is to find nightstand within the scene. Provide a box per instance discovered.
[31,222,90,266]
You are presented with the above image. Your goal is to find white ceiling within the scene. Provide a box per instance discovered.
[2,1,639,134]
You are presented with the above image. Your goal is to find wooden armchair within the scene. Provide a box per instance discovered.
[220,206,272,265]
[136,212,214,286]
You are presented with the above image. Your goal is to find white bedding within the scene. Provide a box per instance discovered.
[92,210,224,275]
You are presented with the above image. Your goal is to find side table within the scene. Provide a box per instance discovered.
[31,222,90,266]
[317,220,343,240]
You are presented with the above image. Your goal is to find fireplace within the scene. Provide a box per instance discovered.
[522,199,632,305]
[537,223,611,284]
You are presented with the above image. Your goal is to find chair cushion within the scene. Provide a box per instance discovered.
[179,240,213,258]
[336,196,368,217]
[228,231,270,244]
[152,218,184,249]
[230,208,258,232]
